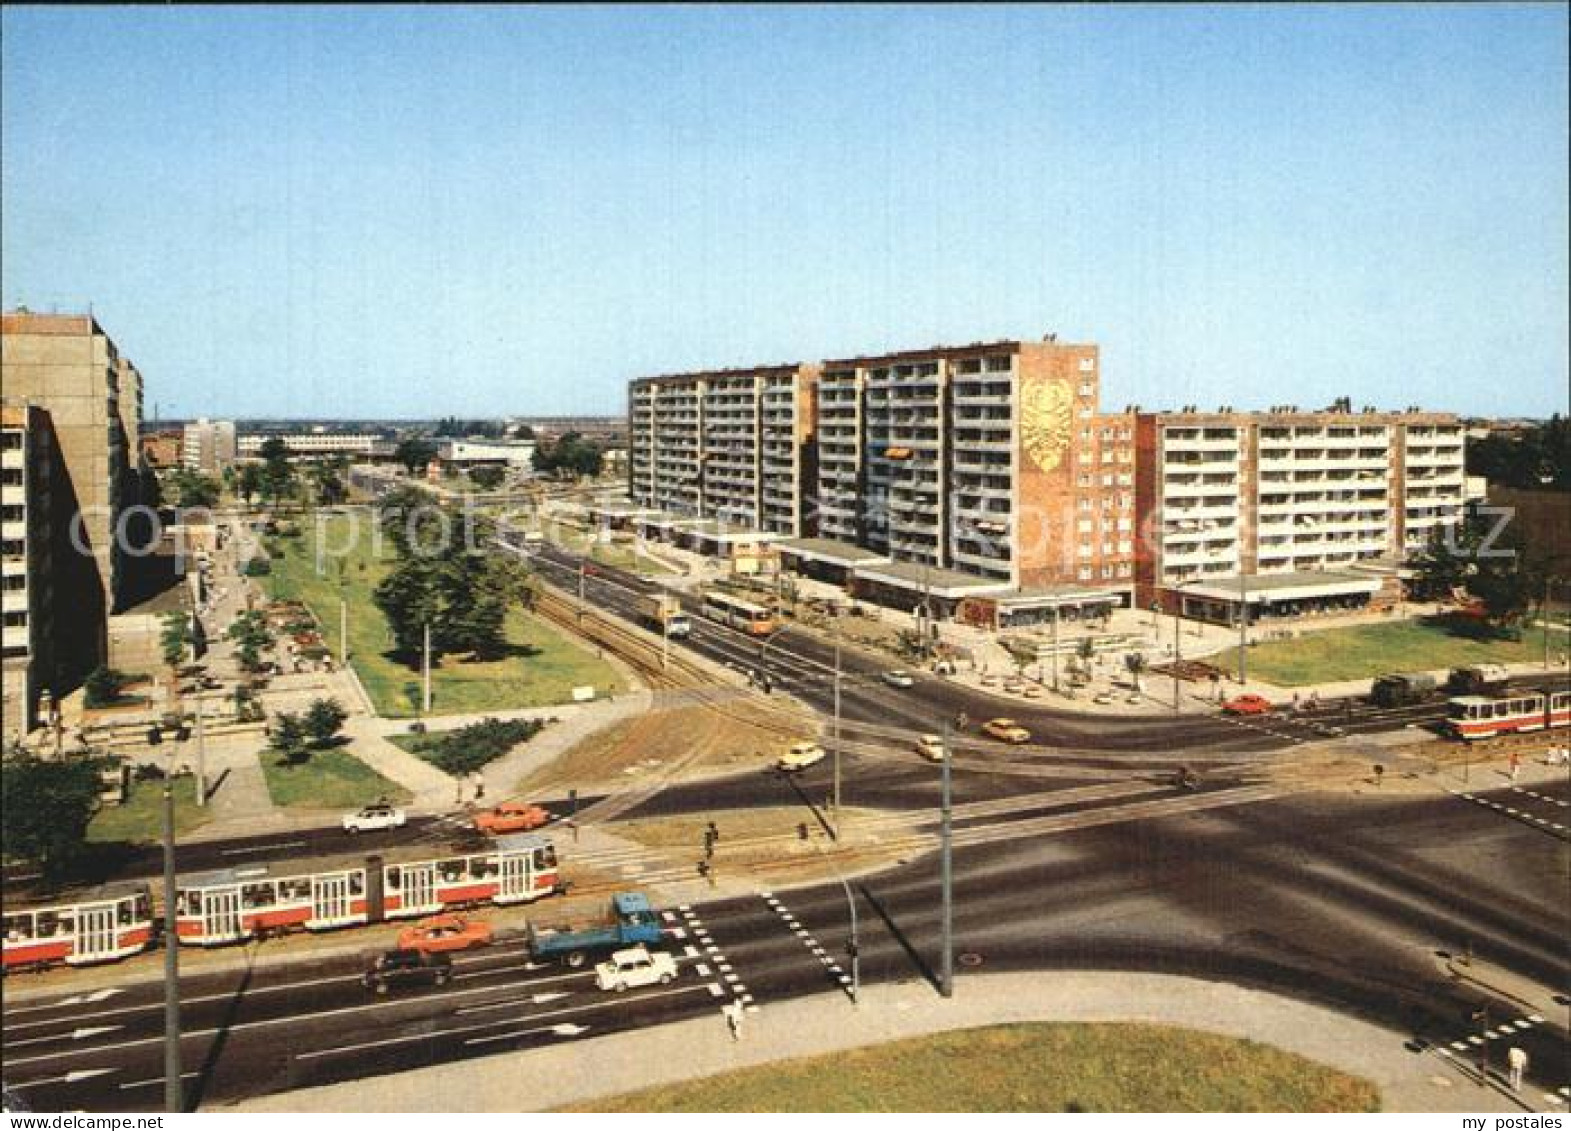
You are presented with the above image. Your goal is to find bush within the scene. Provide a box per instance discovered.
[84,665,132,709]
[407,716,546,776]
[242,557,271,577]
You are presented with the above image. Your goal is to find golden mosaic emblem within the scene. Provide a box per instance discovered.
[1021,378,1073,472]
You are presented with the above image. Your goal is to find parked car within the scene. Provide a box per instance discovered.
[594,945,678,992]
[1222,694,1274,716]
[474,800,551,835]
[914,733,946,762]
[361,948,453,994]
[342,802,407,834]
[396,913,494,954]
[776,741,826,772]
[981,718,1031,744]
[881,670,915,689]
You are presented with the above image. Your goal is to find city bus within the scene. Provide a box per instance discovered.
[701,590,778,636]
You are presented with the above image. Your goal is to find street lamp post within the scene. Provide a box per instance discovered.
[939,722,954,999]
[1172,591,1183,712]
[1237,569,1249,685]
[161,752,182,1112]
[832,612,843,837]
[1050,603,1061,693]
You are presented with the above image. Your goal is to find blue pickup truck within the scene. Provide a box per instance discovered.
[526,892,665,968]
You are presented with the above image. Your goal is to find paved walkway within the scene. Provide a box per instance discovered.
[220,969,1537,1113]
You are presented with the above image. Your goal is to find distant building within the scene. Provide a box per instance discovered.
[237,430,379,458]
[182,418,237,473]
[440,438,536,468]
[140,428,183,470]
[1,402,58,738]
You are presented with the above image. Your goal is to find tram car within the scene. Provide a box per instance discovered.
[2,882,155,972]
[1443,688,1571,741]
[175,833,562,947]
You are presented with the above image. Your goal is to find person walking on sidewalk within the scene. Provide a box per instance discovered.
[723,998,744,1042]
[1507,1046,1528,1091]
[1508,750,1521,783]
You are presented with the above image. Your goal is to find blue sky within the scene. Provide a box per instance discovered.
[3,5,1566,419]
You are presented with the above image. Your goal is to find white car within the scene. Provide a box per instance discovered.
[776,741,827,772]
[595,945,678,992]
[342,803,407,833]
[914,734,946,762]
[881,670,915,689]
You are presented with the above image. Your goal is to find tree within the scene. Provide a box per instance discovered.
[170,469,220,509]
[395,436,438,476]
[304,698,349,747]
[84,665,128,708]
[1,754,105,880]
[258,436,295,506]
[308,458,348,506]
[531,432,603,479]
[511,424,535,440]
[469,464,506,491]
[161,612,192,671]
[270,711,309,764]
[237,462,264,505]
[373,537,531,660]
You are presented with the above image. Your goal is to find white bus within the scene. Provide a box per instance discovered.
[701,590,778,636]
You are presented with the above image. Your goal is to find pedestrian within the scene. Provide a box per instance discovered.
[1508,750,1520,783]
[723,998,744,1042]
[454,781,464,808]
[1507,1045,1528,1091]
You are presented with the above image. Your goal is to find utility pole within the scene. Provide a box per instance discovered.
[577,559,587,625]
[832,611,843,839]
[1237,570,1249,685]
[660,610,670,672]
[1173,595,1183,712]
[339,596,349,668]
[421,621,432,715]
[161,763,182,1112]
[939,722,954,999]
[1544,575,1554,672]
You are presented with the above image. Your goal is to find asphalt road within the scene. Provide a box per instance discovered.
[4,776,1567,1112]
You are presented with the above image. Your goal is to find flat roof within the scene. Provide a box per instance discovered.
[1178,570,1382,602]
[996,585,1127,609]
[853,559,1012,598]
[669,519,780,543]
[776,537,891,567]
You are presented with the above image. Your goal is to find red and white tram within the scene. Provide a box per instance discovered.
[2,883,154,972]
[175,833,562,946]
[1443,689,1571,741]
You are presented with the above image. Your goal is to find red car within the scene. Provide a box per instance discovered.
[396,913,494,954]
[1222,694,1274,716]
[474,800,551,835]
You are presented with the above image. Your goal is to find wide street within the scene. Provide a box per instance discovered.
[4,514,1567,1113]
[3,765,1567,1112]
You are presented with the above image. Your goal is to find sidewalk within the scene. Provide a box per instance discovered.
[220,969,1533,1113]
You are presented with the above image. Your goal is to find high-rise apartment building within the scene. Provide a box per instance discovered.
[628,338,1475,629]
[1,311,143,679]
[628,364,818,536]
[1133,406,1471,621]
[2,402,58,737]
[182,418,237,472]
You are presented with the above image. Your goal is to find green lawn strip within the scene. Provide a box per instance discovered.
[569,1022,1379,1113]
[88,777,211,844]
[1218,617,1541,686]
[258,746,412,809]
[265,514,624,717]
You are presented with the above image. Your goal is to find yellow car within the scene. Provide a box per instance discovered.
[982,718,1031,744]
[914,734,947,762]
[776,741,827,772]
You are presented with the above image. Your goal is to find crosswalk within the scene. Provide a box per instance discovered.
[1428,1013,1569,1110]
[1443,785,1570,838]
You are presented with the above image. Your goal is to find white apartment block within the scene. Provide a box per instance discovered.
[238,431,380,458]
[1136,408,1473,620]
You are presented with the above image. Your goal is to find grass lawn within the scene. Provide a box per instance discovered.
[571,1022,1379,1113]
[266,512,625,716]
[1219,615,1545,687]
[258,746,412,809]
[88,777,212,844]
